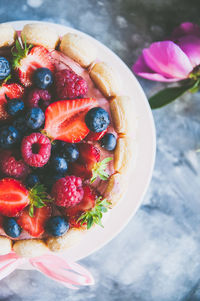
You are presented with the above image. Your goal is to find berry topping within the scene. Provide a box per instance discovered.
[0,178,29,217]
[44,98,98,143]
[86,128,108,141]
[33,67,53,89]
[0,83,24,121]
[25,173,40,188]
[0,57,10,80]
[25,107,45,130]
[6,98,24,116]
[17,206,52,237]
[52,175,84,208]
[70,162,92,179]
[26,88,52,110]
[85,107,110,133]
[55,69,88,100]
[12,116,29,135]
[45,216,69,237]
[0,150,30,180]
[61,143,79,163]
[12,40,55,87]
[0,125,20,149]
[51,140,67,154]
[66,185,96,219]
[42,173,64,192]
[78,143,100,169]
[100,133,117,151]
[21,133,51,167]
[49,156,68,175]
[3,217,22,238]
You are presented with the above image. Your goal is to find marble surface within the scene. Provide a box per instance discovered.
[1,0,200,300]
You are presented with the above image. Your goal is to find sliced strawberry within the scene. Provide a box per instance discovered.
[65,185,96,226]
[70,162,92,179]
[17,206,52,237]
[0,178,29,217]
[0,83,24,120]
[78,143,100,169]
[15,46,55,87]
[85,128,108,141]
[44,98,98,143]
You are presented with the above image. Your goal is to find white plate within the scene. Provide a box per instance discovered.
[5,20,156,262]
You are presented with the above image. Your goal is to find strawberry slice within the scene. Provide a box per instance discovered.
[65,185,96,227]
[0,83,24,120]
[44,98,98,143]
[78,143,100,169]
[17,206,52,237]
[70,162,92,179]
[13,45,55,87]
[0,178,29,217]
[85,128,108,141]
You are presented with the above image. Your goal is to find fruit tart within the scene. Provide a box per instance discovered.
[0,23,135,258]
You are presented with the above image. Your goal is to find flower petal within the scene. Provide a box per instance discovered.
[143,41,193,79]
[132,54,179,82]
[172,22,200,40]
[177,35,200,67]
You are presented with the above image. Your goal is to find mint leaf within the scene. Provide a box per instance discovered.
[77,197,111,229]
[149,81,197,109]
[28,184,53,217]
[91,157,112,183]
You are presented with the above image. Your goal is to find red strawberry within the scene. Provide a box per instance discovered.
[0,83,24,120]
[13,45,55,87]
[78,143,100,169]
[85,128,108,141]
[17,206,52,237]
[66,185,96,226]
[0,178,29,217]
[44,98,98,143]
[70,162,92,179]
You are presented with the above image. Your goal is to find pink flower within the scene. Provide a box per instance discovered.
[133,22,200,82]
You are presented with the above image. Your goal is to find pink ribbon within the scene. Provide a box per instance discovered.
[0,252,94,289]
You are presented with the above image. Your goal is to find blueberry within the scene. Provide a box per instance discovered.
[51,140,67,155]
[3,218,21,238]
[49,156,68,174]
[0,57,10,80]
[12,116,29,135]
[61,143,79,162]
[26,173,40,188]
[33,68,53,89]
[6,98,24,116]
[0,125,20,149]
[100,133,117,151]
[25,107,45,129]
[43,173,63,191]
[45,216,69,237]
[85,107,110,132]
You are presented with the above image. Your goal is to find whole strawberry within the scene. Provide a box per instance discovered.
[51,175,84,208]
[55,69,88,100]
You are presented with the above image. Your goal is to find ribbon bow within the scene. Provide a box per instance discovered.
[0,252,94,289]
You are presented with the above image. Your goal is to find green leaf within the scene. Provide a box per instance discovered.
[90,157,113,183]
[149,81,197,109]
[11,37,32,69]
[28,184,53,217]
[77,197,111,229]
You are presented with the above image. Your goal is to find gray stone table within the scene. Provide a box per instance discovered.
[0,0,200,300]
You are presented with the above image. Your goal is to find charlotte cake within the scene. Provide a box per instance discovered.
[0,23,135,257]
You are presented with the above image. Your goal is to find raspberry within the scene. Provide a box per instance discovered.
[0,150,29,180]
[21,133,51,167]
[51,175,84,208]
[26,88,52,110]
[55,69,88,100]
